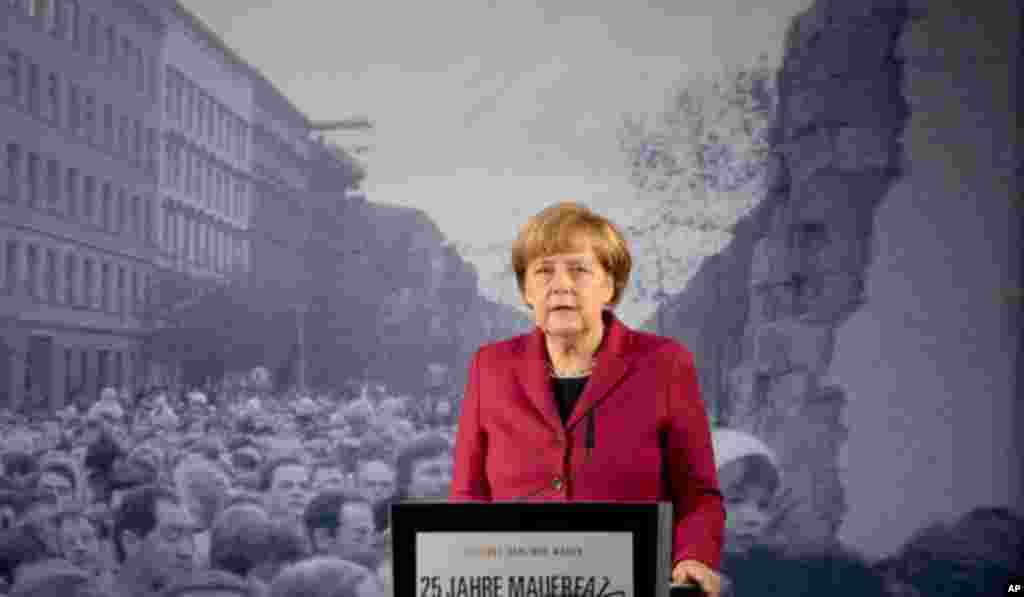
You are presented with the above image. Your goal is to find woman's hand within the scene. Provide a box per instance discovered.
[672,559,723,597]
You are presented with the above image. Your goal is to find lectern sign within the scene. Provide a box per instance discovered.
[416,531,632,597]
[392,502,672,597]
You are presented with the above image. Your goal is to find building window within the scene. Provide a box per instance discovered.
[82,91,95,142]
[4,241,17,293]
[130,269,138,314]
[225,116,233,156]
[68,83,80,134]
[101,262,111,312]
[45,249,56,302]
[82,258,93,307]
[46,72,59,124]
[117,266,125,313]
[148,54,157,102]
[162,203,171,252]
[46,158,59,208]
[127,195,137,239]
[116,189,125,235]
[135,48,145,93]
[183,80,192,131]
[87,13,99,57]
[146,128,156,175]
[139,272,147,312]
[52,0,65,39]
[164,65,174,116]
[103,103,113,149]
[120,37,132,83]
[83,175,94,220]
[119,115,129,157]
[196,94,203,139]
[104,24,115,66]
[26,244,38,299]
[63,1,80,46]
[64,253,74,305]
[66,167,77,216]
[27,61,39,115]
[100,182,111,230]
[5,50,21,103]
[182,215,191,261]
[27,152,39,207]
[5,144,20,203]
[133,119,142,165]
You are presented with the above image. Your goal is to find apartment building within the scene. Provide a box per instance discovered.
[0,0,164,410]
[157,1,253,281]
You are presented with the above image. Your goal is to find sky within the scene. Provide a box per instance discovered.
[179,0,813,326]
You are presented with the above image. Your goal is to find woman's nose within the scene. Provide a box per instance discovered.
[550,267,575,289]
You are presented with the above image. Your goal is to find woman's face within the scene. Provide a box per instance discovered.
[522,242,614,341]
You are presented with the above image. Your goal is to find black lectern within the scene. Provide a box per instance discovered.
[391,501,702,597]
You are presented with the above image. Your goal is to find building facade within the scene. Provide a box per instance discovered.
[248,66,312,298]
[1,0,164,410]
[157,1,253,282]
[1,0,365,406]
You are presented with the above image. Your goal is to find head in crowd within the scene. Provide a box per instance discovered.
[950,505,1024,573]
[208,503,273,579]
[53,507,105,575]
[303,490,376,563]
[355,459,397,507]
[394,432,453,501]
[0,524,52,590]
[82,427,124,479]
[259,457,311,523]
[35,462,77,511]
[19,491,60,557]
[7,558,103,597]
[248,520,311,585]
[174,456,231,532]
[107,459,160,511]
[311,460,348,494]
[112,485,195,589]
[269,556,382,597]
[875,507,1024,597]
[726,546,888,597]
[158,568,252,597]
[712,429,783,555]
[128,442,167,479]
[0,490,19,531]
[2,452,38,489]
[344,400,375,436]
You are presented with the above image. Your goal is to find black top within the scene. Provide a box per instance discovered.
[551,376,589,425]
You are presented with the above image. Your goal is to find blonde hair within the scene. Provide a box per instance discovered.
[511,202,632,307]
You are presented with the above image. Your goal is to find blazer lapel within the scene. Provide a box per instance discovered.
[517,324,565,433]
[566,311,634,430]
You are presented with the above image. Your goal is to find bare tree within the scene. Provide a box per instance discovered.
[618,53,777,328]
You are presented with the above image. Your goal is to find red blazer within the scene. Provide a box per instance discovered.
[450,310,725,570]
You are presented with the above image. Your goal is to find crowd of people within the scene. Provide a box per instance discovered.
[0,381,1020,597]
[0,381,457,597]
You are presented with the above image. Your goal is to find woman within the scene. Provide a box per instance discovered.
[450,202,725,596]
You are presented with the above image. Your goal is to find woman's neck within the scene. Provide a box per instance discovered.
[546,322,604,374]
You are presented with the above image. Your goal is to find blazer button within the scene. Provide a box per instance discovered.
[551,477,563,491]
